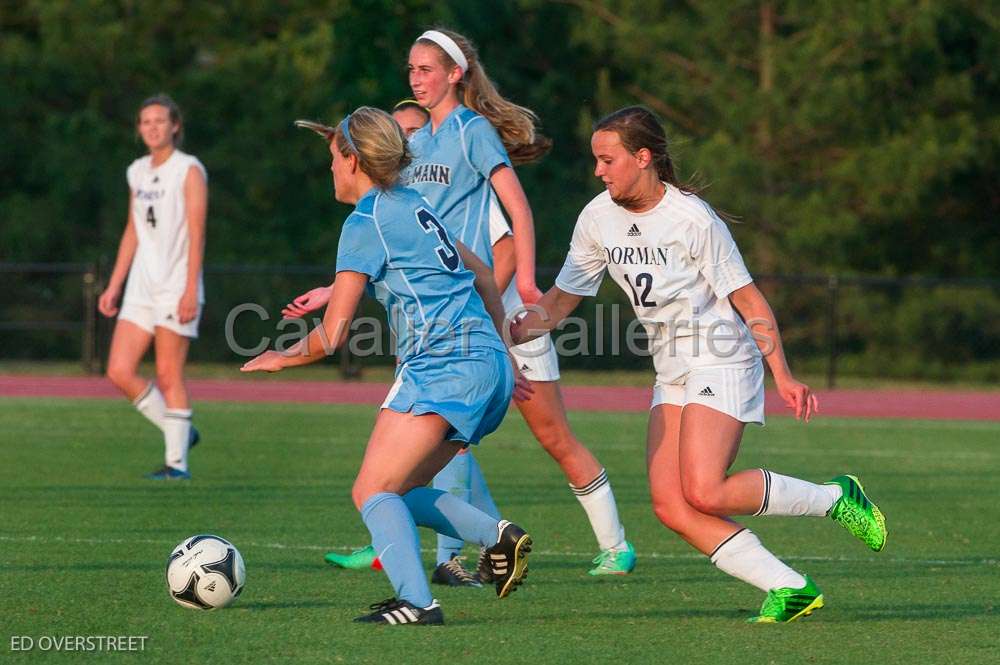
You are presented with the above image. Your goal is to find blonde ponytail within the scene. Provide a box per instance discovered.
[295,107,412,189]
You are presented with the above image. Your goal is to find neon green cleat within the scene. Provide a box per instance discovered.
[324,545,381,571]
[588,541,636,576]
[747,575,824,623]
[825,474,887,552]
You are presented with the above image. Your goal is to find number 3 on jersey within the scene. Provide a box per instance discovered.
[624,272,656,307]
[415,208,460,271]
[145,206,157,229]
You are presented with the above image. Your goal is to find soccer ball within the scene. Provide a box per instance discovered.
[166,535,245,610]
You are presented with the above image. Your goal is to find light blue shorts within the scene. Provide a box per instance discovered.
[382,347,513,445]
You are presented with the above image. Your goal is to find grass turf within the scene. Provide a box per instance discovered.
[1,398,998,663]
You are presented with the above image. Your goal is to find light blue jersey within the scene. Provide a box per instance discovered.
[336,185,507,366]
[403,105,511,268]
[336,185,513,445]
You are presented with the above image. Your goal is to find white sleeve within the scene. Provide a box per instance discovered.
[555,211,606,296]
[488,194,511,246]
[689,208,753,299]
[186,155,208,181]
[126,161,139,192]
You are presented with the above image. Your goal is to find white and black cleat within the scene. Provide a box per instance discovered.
[353,597,444,625]
[431,555,482,587]
[478,520,532,599]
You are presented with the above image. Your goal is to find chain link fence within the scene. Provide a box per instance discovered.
[2,262,998,386]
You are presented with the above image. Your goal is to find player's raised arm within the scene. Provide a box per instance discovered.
[242,271,365,373]
[281,285,333,319]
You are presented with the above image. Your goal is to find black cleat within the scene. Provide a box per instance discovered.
[353,598,444,625]
[475,547,494,584]
[431,555,482,587]
[478,520,532,599]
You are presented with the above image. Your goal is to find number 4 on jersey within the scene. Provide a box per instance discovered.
[146,206,157,228]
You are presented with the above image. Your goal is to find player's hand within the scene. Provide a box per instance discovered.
[241,350,287,373]
[775,374,819,422]
[281,286,332,319]
[177,288,199,324]
[516,281,544,306]
[97,285,122,318]
[510,357,535,402]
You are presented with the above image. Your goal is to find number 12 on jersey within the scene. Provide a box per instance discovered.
[624,272,656,307]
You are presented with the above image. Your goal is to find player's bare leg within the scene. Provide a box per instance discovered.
[677,404,763,516]
[516,379,634,574]
[515,381,600,485]
[649,404,821,622]
[105,319,153,400]
[647,404,741,553]
[153,327,191,410]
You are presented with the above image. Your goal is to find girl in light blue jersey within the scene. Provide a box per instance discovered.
[242,107,533,625]
[406,28,637,578]
[292,33,636,579]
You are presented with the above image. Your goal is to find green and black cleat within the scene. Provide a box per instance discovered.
[747,575,824,623]
[826,475,887,552]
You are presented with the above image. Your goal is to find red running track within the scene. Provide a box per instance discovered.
[0,375,997,421]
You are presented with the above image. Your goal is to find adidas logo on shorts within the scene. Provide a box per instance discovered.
[698,386,715,397]
[627,224,641,237]
[520,363,532,373]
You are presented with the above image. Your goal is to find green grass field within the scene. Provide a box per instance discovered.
[2,398,998,664]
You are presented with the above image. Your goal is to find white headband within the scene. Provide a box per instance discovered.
[418,30,468,74]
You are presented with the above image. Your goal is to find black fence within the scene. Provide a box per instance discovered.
[2,262,999,387]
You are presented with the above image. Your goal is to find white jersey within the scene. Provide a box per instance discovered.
[124,149,206,307]
[555,184,760,385]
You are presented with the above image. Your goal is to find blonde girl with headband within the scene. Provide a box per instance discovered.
[242,107,534,624]
[98,94,206,480]
[293,31,635,581]
[407,28,637,579]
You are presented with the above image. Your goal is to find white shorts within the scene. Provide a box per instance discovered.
[509,332,560,382]
[652,363,765,424]
[119,300,201,339]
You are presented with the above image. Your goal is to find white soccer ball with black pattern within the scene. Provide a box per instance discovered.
[166,535,245,610]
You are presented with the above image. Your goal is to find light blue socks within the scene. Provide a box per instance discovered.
[432,452,500,563]
[360,492,433,608]
[404,486,498,549]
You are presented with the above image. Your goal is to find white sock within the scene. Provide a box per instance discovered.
[133,383,166,432]
[570,469,626,552]
[710,528,806,592]
[755,470,842,517]
[163,408,192,472]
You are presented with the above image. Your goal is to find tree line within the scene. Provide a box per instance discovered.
[2,0,996,279]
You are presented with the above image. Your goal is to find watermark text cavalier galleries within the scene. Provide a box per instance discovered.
[225,302,775,360]
[9,635,148,652]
